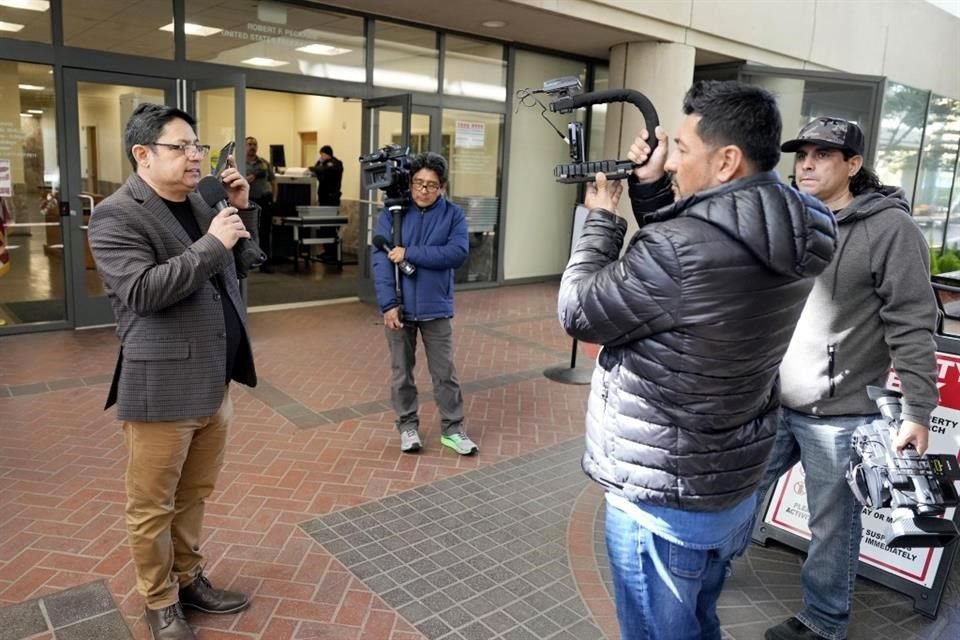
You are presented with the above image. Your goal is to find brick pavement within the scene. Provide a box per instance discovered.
[1,283,957,640]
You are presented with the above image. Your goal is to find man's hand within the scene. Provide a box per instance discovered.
[220,155,250,209]
[208,207,251,250]
[384,307,403,330]
[584,172,623,213]
[892,420,930,456]
[387,246,406,264]
[628,126,669,184]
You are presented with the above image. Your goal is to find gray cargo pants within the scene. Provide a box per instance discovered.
[384,317,464,436]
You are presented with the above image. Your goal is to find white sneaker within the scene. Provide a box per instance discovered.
[400,429,422,453]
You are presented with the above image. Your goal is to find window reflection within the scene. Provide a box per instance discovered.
[374,22,438,92]
[64,0,172,58]
[443,35,505,101]
[186,1,365,82]
[875,82,928,206]
[0,0,50,44]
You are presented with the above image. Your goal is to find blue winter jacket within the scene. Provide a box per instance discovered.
[372,196,468,320]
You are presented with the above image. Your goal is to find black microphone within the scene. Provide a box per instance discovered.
[373,235,415,276]
[198,176,265,278]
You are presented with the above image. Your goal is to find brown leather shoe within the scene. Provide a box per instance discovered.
[144,603,195,640]
[179,572,249,614]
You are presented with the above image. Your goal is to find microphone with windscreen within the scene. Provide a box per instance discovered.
[373,235,415,275]
[198,176,266,279]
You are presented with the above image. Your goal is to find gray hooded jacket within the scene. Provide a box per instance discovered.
[559,172,837,511]
[779,187,938,424]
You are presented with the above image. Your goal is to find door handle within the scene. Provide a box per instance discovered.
[79,193,95,215]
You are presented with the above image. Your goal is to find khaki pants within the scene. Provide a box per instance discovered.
[123,388,232,609]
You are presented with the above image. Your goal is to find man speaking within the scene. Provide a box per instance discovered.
[558,81,837,639]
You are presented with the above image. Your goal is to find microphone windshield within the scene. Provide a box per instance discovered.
[373,235,389,250]
[198,175,229,208]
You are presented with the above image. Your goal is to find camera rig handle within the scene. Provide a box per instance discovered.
[549,89,661,184]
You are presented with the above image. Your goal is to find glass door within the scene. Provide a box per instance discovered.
[188,75,246,178]
[62,69,177,328]
[358,94,412,302]
[0,61,66,333]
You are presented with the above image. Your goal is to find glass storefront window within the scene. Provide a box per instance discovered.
[64,0,172,59]
[0,0,51,43]
[374,22,438,93]
[443,35,505,101]
[742,72,876,184]
[186,1,365,82]
[442,109,503,283]
[0,61,63,327]
[875,82,929,205]
[914,95,960,248]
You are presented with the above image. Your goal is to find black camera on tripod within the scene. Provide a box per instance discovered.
[359,144,412,201]
[516,76,661,184]
[846,386,960,548]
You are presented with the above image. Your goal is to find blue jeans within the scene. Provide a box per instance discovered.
[757,409,877,640]
[605,502,753,640]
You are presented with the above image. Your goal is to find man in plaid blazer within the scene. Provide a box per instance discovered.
[88,103,259,640]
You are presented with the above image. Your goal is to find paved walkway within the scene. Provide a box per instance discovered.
[1,283,957,639]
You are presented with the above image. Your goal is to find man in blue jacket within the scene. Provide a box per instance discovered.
[372,152,477,456]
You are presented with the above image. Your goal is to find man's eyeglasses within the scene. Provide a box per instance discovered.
[412,179,441,192]
[150,142,212,157]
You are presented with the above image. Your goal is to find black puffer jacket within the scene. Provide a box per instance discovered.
[559,171,837,511]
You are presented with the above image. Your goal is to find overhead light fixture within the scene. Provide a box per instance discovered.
[18,83,45,90]
[481,20,505,28]
[296,44,352,56]
[20,112,35,117]
[241,57,289,68]
[0,1,50,12]
[158,22,222,37]
[0,21,25,32]
[27,109,43,114]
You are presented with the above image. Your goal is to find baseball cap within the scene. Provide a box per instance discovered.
[781,117,865,156]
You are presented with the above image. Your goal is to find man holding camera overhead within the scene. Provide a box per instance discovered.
[757,117,938,640]
[558,80,837,640]
[88,103,258,640]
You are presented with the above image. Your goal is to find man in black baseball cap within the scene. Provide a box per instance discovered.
[756,116,938,640]
[781,116,865,156]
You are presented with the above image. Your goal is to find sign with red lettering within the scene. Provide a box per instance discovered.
[763,352,960,589]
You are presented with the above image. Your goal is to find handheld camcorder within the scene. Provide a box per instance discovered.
[359,144,412,202]
[846,386,960,548]
[516,76,661,183]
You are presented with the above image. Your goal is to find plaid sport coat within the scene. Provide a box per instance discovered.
[88,172,259,422]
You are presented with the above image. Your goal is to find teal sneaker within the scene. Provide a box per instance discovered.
[440,432,478,455]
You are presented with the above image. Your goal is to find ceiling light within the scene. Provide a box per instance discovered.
[0,1,50,12]
[481,20,505,28]
[27,109,43,114]
[158,22,222,37]
[241,57,289,68]
[18,83,44,90]
[0,21,25,32]
[296,44,352,56]
[20,112,35,117]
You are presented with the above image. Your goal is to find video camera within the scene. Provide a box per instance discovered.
[846,386,960,548]
[516,76,661,183]
[359,143,412,202]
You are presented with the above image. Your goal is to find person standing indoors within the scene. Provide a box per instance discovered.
[88,103,259,640]
[244,136,276,271]
[558,81,837,640]
[758,117,938,640]
[371,152,478,456]
[312,144,344,206]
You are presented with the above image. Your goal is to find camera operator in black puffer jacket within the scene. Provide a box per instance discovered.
[558,81,838,640]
